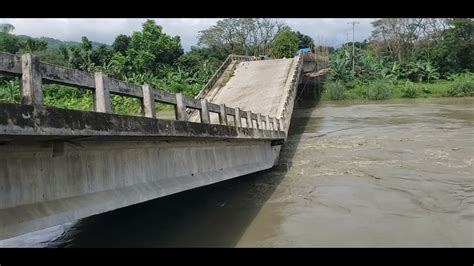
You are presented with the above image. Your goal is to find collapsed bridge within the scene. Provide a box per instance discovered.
[0,51,322,240]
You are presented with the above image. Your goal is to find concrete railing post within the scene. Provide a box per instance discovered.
[273,117,278,131]
[278,118,284,131]
[235,107,241,128]
[246,111,253,129]
[200,99,210,124]
[257,113,263,129]
[94,72,111,113]
[219,104,227,125]
[175,93,187,121]
[142,84,156,118]
[266,115,271,130]
[20,53,43,105]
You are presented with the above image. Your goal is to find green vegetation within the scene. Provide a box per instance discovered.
[0,20,228,115]
[1,18,472,113]
[1,19,311,115]
[322,80,346,100]
[323,18,474,101]
[323,73,474,100]
[270,27,299,58]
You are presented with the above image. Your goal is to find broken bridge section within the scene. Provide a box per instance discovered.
[0,52,304,240]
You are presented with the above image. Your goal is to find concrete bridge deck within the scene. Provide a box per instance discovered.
[0,52,305,240]
[198,58,298,120]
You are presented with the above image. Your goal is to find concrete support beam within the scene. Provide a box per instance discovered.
[175,93,187,121]
[219,104,227,125]
[142,84,156,118]
[200,99,210,124]
[20,54,43,105]
[235,107,241,128]
[94,72,111,113]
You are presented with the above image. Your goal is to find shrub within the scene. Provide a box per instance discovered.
[365,79,391,100]
[323,80,346,100]
[401,81,419,98]
[447,80,474,97]
[447,73,474,97]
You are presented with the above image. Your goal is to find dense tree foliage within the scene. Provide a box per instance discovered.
[295,31,314,49]
[112,34,130,55]
[198,18,285,56]
[270,27,299,58]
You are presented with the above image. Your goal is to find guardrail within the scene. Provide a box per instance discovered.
[0,52,284,133]
[278,53,305,134]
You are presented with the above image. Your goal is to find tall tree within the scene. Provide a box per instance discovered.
[270,27,299,58]
[295,31,314,49]
[0,23,15,34]
[369,18,440,63]
[112,34,131,54]
[0,23,20,54]
[430,18,474,73]
[198,18,285,56]
[126,19,183,74]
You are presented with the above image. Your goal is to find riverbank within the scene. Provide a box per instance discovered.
[321,73,474,101]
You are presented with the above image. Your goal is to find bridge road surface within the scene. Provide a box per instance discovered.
[192,58,299,125]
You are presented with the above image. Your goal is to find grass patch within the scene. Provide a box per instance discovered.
[365,79,391,100]
[400,81,419,98]
[323,72,474,101]
[322,80,346,100]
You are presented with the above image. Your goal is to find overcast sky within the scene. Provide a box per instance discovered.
[0,18,375,51]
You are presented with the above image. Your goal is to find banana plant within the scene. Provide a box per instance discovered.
[423,62,440,83]
[0,79,20,103]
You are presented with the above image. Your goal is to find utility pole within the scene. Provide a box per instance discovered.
[348,20,360,72]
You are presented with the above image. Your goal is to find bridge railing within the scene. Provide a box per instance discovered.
[278,53,305,134]
[0,52,284,132]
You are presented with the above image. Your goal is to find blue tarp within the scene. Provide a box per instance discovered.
[296,48,311,55]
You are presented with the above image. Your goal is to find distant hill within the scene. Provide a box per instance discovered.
[16,35,109,49]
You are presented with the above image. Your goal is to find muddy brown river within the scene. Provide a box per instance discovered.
[1,97,473,247]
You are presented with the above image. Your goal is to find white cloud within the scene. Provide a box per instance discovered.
[0,18,375,50]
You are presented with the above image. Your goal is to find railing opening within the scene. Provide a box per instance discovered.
[43,84,94,112]
[209,112,220,125]
[0,76,20,104]
[155,102,176,120]
[226,115,235,127]
[111,94,143,117]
